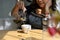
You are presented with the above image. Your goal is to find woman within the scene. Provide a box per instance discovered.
[11,0,55,29]
[25,0,51,29]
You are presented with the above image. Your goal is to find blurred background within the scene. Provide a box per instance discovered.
[0,0,60,30]
[0,0,17,30]
[0,0,33,30]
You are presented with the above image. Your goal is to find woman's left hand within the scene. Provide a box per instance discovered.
[45,0,52,13]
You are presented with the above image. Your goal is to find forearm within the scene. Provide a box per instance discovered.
[45,0,52,16]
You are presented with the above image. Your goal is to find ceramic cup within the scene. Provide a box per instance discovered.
[21,24,31,33]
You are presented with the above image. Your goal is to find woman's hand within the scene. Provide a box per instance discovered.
[45,0,52,17]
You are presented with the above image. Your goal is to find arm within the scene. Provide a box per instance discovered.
[45,0,52,17]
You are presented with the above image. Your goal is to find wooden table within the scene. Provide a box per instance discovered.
[0,29,60,40]
[43,30,60,40]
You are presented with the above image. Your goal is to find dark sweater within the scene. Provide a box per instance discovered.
[25,6,43,29]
